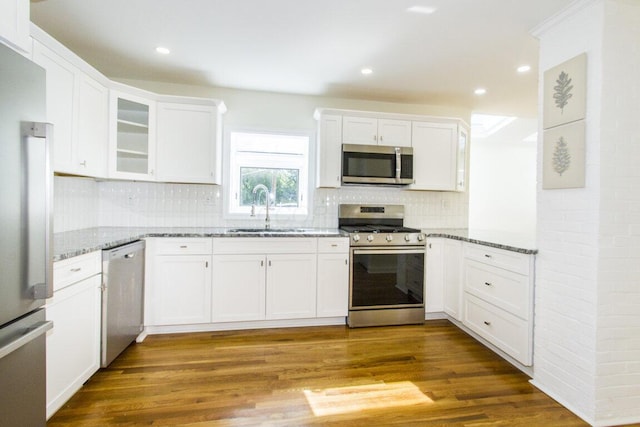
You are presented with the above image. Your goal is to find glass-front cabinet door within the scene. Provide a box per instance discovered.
[109,89,156,180]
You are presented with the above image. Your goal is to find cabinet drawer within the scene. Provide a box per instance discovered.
[213,237,317,254]
[465,260,530,319]
[154,238,213,255]
[464,243,530,275]
[317,238,349,253]
[464,293,531,366]
[53,251,102,292]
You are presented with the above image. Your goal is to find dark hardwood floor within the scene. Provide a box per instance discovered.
[48,320,588,426]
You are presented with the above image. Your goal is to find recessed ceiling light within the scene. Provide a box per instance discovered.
[155,46,171,55]
[361,68,373,75]
[474,88,487,95]
[407,5,437,14]
[517,65,531,73]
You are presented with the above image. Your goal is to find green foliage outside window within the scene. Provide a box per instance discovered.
[240,167,299,207]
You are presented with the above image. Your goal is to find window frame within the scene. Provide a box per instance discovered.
[223,127,315,220]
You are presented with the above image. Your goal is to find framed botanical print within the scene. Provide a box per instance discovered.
[543,53,587,130]
[542,120,585,189]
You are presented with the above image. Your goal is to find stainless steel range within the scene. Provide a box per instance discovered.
[339,204,426,327]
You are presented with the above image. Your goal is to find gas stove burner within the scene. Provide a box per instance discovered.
[339,225,421,234]
[338,204,425,247]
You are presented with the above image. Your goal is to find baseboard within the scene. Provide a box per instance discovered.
[144,317,347,335]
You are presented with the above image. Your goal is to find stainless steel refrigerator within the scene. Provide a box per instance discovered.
[0,43,54,426]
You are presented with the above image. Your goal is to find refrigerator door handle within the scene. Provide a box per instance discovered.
[0,321,53,360]
[23,122,54,300]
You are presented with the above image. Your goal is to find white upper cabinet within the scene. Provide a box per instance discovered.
[156,101,225,184]
[109,89,157,181]
[411,121,458,191]
[76,74,108,177]
[32,40,108,178]
[377,118,412,147]
[0,0,30,52]
[316,114,342,188]
[456,126,468,191]
[343,116,411,147]
[315,109,467,192]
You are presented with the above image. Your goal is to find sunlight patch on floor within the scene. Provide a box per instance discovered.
[303,381,433,417]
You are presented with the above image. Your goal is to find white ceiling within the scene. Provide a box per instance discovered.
[30,0,574,117]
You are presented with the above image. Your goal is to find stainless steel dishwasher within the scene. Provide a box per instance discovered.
[101,240,145,367]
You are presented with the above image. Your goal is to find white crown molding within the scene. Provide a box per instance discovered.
[530,0,601,38]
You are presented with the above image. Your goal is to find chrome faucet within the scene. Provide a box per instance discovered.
[251,184,271,229]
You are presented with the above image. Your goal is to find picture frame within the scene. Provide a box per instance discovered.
[542,120,585,189]
[543,53,587,130]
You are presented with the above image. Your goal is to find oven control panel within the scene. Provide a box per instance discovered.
[350,233,426,247]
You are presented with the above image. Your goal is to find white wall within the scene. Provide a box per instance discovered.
[533,1,640,425]
[468,118,537,236]
[54,85,472,233]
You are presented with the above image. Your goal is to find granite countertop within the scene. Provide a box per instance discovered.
[422,228,537,254]
[54,226,537,262]
[53,227,348,261]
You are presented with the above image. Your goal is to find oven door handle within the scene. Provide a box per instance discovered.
[352,248,424,255]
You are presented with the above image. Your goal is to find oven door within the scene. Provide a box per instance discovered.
[349,248,424,310]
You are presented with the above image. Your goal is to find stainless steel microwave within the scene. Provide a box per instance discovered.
[342,144,413,185]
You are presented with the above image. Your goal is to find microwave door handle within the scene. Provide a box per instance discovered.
[395,147,401,181]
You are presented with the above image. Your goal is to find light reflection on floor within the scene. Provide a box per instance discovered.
[303,381,433,417]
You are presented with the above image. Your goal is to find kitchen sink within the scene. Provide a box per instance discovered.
[227,228,311,234]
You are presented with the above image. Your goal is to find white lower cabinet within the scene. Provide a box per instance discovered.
[145,237,350,329]
[145,238,213,326]
[266,254,317,319]
[462,243,534,366]
[211,254,266,322]
[212,238,318,322]
[316,238,349,317]
[442,239,463,320]
[425,238,444,313]
[46,252,102,419]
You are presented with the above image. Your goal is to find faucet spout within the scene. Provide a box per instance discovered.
[251,184,271,229]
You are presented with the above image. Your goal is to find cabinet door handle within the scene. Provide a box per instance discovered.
[345,259,348,265]
[70,267,82,273]
[483,321,491,326]
[260,260,264,267]
[79,160,87,167]
[373,135,377,141]
[205,261,209,268]
[268,260,272,267]
[484,282,492,287]
[484,254,492,258]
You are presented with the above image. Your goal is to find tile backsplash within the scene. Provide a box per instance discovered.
[54,176,468,233]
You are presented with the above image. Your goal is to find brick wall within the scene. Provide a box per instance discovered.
[533,0,640,425]
[595,0,640,423]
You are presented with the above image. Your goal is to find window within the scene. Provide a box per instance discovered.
[228,131,309,216]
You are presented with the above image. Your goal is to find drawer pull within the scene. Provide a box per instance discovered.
[180,245,188,249]
[484,282,492,287]
[483,321,491,326]
[484,254,492,258]
[70,267,82,272]
[331,244,338,247]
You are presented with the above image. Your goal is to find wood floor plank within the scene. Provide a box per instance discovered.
[48,320,591,426]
